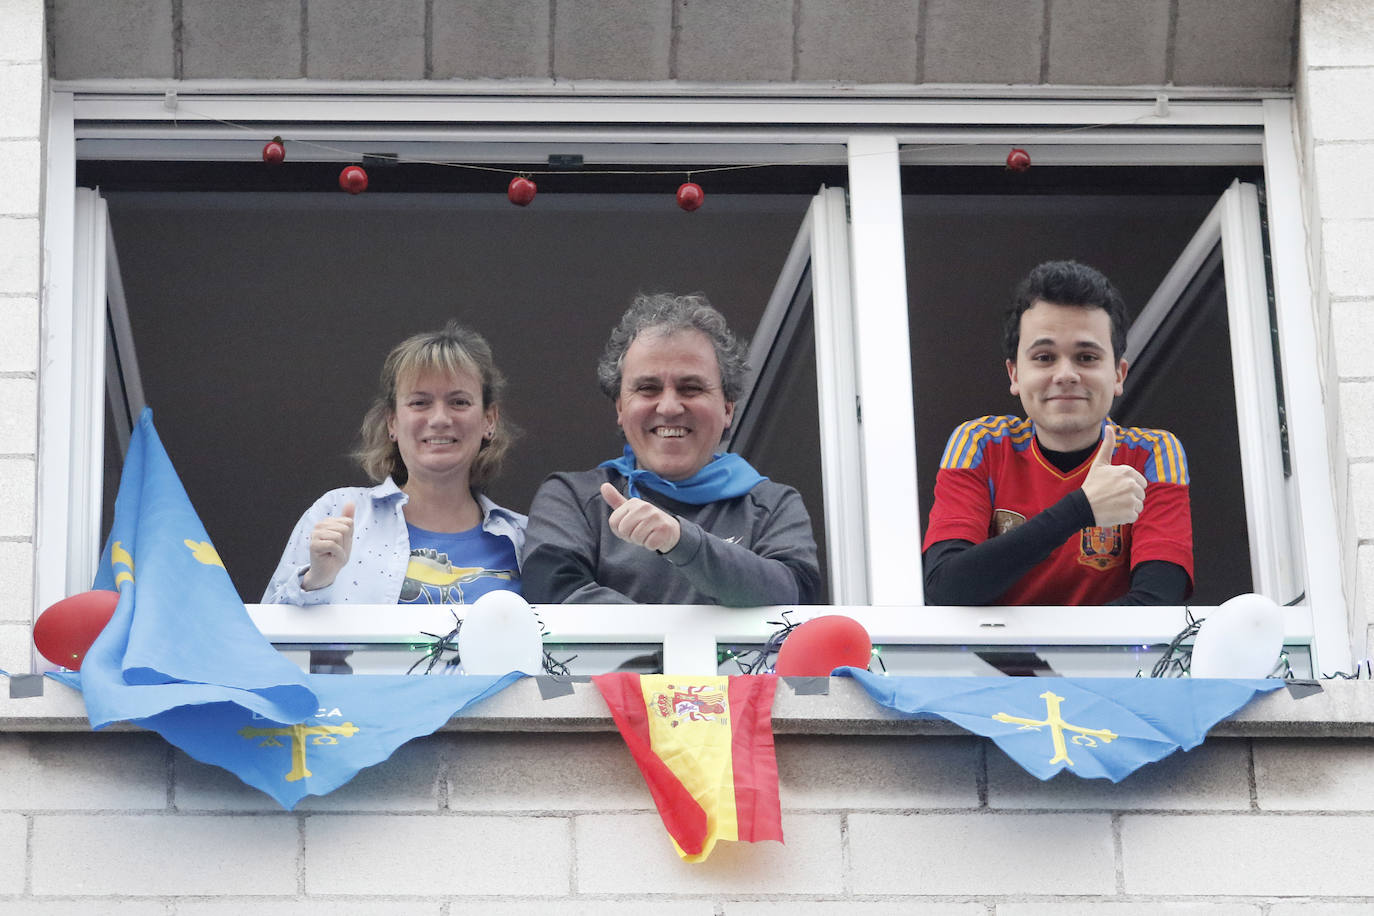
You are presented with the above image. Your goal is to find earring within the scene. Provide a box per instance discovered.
[389,432,396,441]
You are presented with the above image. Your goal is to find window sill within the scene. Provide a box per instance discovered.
[4,676,1371,737]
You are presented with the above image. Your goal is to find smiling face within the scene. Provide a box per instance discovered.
[1007,300,1128,452]
[387,366,495,489]
[615,328,735,481]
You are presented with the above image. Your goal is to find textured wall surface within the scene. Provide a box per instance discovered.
[1299,0,1374,660]
[0,0,41,678]
[48,0,1296,87]
[0,730,1370,908]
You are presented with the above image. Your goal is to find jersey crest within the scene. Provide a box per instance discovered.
[1077,525,1124,569]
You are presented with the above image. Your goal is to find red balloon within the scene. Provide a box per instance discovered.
[33,590,119,669]
[774,615,872,676]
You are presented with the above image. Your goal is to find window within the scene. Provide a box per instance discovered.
[38,92,1346,676]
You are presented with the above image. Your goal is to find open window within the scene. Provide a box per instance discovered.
[899,112,1341,676]
[39,94,1347,676]
[81,172,855,605]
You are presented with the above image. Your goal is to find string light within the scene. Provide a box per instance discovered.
[724,610,802,674]
[1147,608,1356,680]
[408,605,575,675]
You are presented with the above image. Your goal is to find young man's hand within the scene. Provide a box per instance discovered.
[1081,426,1147,527]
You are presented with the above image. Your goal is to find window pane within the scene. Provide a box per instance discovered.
[903,170,1251,605]
[98,187,828,601]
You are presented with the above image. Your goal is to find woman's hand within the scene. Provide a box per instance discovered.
[600,483,681,554]
[301,502,355,590]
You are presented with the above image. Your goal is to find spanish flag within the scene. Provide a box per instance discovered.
[593,673,784,863]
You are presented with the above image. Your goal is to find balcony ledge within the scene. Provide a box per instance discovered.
[4,676,1373,738]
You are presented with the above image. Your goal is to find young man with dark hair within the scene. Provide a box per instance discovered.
[923,260,1193,606]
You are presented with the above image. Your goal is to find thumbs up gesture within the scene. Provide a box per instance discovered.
[303,502,355,591]
[600,482,682,554]
[1080,426,1147,527]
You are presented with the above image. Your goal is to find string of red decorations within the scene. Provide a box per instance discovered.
[212,102,1170,203]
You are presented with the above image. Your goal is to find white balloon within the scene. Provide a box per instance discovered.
[1189,592,1284,678]
[457,590,544,676]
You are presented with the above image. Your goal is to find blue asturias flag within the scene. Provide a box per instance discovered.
[134,671,521,809]
[838,669,1284,781]
[53,408,521,809]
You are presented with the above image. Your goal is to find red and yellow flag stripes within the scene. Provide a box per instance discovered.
[593,673,783,862]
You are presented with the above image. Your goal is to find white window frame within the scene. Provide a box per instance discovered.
[36,88,1348,675]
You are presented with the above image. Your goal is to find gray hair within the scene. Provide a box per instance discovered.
[596,293,750,402]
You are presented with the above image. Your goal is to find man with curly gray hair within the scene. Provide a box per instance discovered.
[523,293,820,606]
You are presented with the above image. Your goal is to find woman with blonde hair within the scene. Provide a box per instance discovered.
[264,321,524,606]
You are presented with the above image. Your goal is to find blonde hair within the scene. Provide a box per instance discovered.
[355,321,514,489]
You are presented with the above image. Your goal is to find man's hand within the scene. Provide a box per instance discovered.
[302,502,354,591]
[1080,426,1146,527]
[600,483,682,554]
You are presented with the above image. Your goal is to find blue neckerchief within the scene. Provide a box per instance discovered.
[599,445,766,503]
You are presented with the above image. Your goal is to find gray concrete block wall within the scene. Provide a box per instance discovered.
[51,0,172,79]
[432,0,552,80]
[554,0,672,81]
[0,730,1370,907]
[306,0,426,80]
[796,0,918,84]
[47,0,1298,87]
[677,0,793,82]
[1046,0,1170,86]
[181,0,301,79]
[923,0,1041,85]
[1173,0,1296,87]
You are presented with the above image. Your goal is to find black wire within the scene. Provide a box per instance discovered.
[1322,658,1373,679]
[407,613,463,675]
[1148,607,1202,678]
[541,650,575,676]
[725,610,801,674]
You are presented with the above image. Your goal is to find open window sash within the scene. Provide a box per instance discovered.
[37,187,146,615]
[728,187,867,604]
[1123,180,1297,603]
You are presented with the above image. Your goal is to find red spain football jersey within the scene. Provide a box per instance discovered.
[924,416,1194,606]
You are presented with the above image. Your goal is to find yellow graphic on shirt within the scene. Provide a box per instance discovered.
[399,548,515,604]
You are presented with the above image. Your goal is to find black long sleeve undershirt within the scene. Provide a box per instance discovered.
[923,490,1094,605]
[922,440,1190,606]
